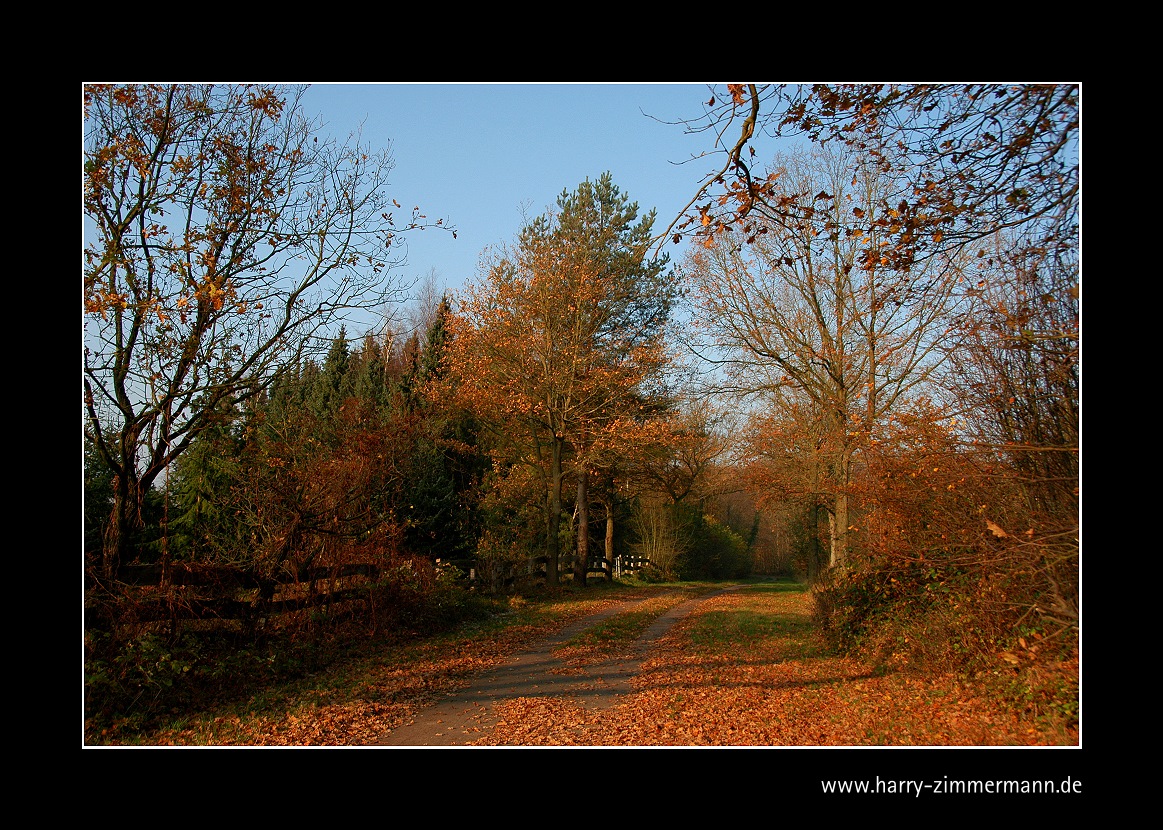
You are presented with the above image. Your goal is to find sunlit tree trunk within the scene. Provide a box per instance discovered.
[546,436,563,585]
[604,501,615,582]
[830,453,852,569]
[574,470,590,585]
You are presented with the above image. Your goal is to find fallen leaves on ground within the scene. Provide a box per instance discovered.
[475,589,1075,747]
[549,591,693,673]
[134,591,650,746]
[131,584,1076,747]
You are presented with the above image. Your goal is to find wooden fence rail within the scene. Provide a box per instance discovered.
[88,562,385,625]
[113,563,381,588]
[88,554,653,626]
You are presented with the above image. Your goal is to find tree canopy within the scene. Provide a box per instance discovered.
[667,83,1078,273]
[83,83,448,576]
[448,173,676,583]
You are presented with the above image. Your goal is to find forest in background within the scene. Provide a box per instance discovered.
[83,84,1078,741]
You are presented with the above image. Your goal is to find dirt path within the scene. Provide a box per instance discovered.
[379,581,1074,747]
[126,580,1074,746]
[383,586,744,746]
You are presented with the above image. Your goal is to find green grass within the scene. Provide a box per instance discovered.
[565,610,659,648]
[747,579,807,593]
[684,581,821,659]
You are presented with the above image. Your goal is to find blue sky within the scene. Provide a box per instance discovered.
[297,83,730,330]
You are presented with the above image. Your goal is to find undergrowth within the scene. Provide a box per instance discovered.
[810,558,1078,738]
[84,576,669,744]
[84,580,505,743]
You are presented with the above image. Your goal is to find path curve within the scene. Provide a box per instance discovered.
[382,586,743,746]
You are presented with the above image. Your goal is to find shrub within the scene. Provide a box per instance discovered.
[633,563,670,583]
[676,514,753,580]
[84,552,495,742]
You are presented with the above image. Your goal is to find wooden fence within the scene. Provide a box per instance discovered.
[90,562,385,625]
[498,554,652,583]
[88,552,654,627]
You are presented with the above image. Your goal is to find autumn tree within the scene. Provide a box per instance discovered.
[674,84,1078,690]
[449,174,675,585]
[668,84,1077,270]
[939,231,1079,520]
[736,395,833,579]
[624,397,731,577]
[671,84,1079,518]
[635,397,731,505]
[685,144,964,568]
[83,84,448,578]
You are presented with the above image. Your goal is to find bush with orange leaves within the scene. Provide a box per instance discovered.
[810,402,1077,731]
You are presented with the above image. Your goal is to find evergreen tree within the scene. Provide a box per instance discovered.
[452,173,676,584]
[418,297,453,384]
[400,300,485,561]
[168,401,249,562]
[522,173,675,584]
[84,438,115,558]
[352,334,389,410]
[309,327,353,419]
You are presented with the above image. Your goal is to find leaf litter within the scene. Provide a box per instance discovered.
[131,584,1076,747]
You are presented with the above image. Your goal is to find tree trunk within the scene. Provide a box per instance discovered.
[831,493,849,568]
[545,437,563,585]
[102,474,143,580]
[574,469,589,585]
[808,501,824,584]
[830,452,852,568]
[604,501,615,582]
[827,507,839,569]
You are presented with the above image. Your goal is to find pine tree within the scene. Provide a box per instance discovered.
[309,327,353,419]
[452,174,676,584]
[401,299,484,562]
